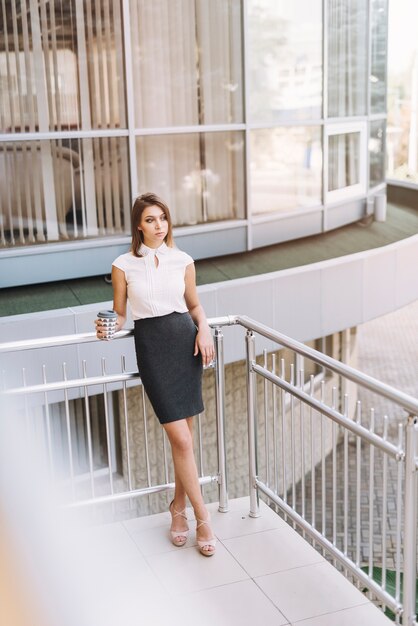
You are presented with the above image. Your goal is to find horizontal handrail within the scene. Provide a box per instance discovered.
[1,313,417,416]
[3,361,216,396]
[0,315,238,354]
[238,315,418,416]
[3,371,140,395]
[66,475,217,509]
[0,329,134,353]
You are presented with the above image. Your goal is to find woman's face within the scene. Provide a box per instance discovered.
[138,205,169,248]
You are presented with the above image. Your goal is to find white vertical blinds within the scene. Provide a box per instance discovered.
[1,1,126,132]
[0,0,129,247]
[0,0,245,247]
[1,1,252,248]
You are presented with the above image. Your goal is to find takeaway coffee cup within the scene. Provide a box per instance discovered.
[97,310,118,340]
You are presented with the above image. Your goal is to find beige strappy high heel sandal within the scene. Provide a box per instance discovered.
[196,514,216,557]
[169,500,189,547]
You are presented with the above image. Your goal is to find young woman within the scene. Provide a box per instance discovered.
[95,193,216,556]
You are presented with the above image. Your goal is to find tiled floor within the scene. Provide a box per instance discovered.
[80,497,393,626]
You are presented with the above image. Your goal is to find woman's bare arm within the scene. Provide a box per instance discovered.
[184,263,214,366]
[95,266,127,339]
[111,266,128,331]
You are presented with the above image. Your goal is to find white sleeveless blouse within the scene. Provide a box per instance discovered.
[112,242,194,320]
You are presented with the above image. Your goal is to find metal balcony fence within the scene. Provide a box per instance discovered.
[1,315,417,625]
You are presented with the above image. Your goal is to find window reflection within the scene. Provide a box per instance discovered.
[250,127,322,214]
[328,133,360,191]
[248,0,322,122]
[370,0,388,113]
[130,0,243,127]
[328,0,368,117]
[137,132,245,225]
[369,120,386,187]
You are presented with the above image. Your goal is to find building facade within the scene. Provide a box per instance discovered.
[0,0,388,287]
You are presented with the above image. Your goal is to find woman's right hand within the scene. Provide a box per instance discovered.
[94,318,115,341]
[95,267,127,340]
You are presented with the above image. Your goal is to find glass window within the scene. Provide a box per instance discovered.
[0,1,126,133]
[370,0,388,114]
[328,133,360,191]
[0,137,130,247]
[250,127,322,214]
[328,0,368,117]
[326,122,367,200]
[130,0,243,128]
[136,132,245,225]
[369,120,386,187]
[248,0,322,122]
[386,0,418,182]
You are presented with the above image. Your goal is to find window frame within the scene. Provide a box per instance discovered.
[324,121,367,204]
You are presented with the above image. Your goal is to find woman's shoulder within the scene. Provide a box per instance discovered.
[112,251,137,270]
[168,245,194,266]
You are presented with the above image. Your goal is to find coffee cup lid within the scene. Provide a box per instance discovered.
[97,310,118,319]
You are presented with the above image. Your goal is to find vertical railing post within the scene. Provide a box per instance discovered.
[245,330,260,517]
[403,414,417,626]
[214,327,228,513]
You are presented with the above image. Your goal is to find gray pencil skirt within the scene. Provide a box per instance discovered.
[134,311,204,424]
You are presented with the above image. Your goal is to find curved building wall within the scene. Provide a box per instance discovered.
[0,0,388,287]
[2,232,417,380]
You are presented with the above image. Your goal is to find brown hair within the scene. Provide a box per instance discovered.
[130,192,174,257]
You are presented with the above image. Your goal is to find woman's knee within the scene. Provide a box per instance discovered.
[165,421,193,454]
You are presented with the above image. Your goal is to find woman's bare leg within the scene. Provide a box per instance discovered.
[171,417,193,501]
[168,418,193,536]
[164,418,214,550]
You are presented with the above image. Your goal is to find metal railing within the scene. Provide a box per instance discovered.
[240,316,418,626]
[1,314,417,625]
[0,316,234,516]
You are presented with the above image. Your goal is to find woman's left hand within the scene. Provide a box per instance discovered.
[194,327,215,367]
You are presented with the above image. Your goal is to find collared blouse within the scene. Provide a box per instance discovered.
[112,242,194,320]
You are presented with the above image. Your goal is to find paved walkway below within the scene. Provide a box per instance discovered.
[357,298,418,434]
[291,300,418,578]
[356,298,418,571]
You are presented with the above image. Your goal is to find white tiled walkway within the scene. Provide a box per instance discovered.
[79,498,393,626]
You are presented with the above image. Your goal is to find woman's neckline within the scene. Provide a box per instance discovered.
[138,242,168,255]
